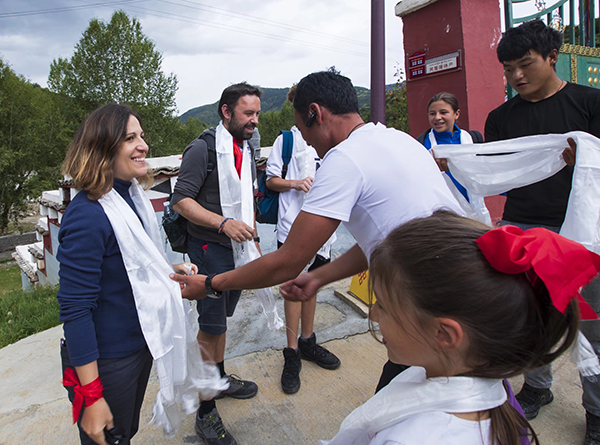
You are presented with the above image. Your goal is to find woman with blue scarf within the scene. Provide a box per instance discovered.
[416,92,483,203]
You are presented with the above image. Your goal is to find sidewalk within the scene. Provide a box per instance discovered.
[0,279,589,444]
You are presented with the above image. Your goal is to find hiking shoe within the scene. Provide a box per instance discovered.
[515,383,554,420]
[214,374,258,399]
[195,407,237,445]
[281,348,302,394]
[298,333,341,370]
[585,411,600,445]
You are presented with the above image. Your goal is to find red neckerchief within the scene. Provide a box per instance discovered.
[233,139,243,178]
[477,225,600,320]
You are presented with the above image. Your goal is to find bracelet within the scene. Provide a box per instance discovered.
[218,217,232,234]
[253,237,260,243]
[62,367,104,424]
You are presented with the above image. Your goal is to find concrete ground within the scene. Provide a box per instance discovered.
[0,278,590,444]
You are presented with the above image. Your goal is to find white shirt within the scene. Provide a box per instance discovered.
[371,412,492,445]
[302,122,463,259]
[266,126,321,243]
[320,367,505,445]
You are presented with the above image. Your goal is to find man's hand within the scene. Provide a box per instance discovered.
[279,272,321,302]
[430,149,449,171]
[80,398,113,445]
[221,219,254,243]
[292,177,313,193]
[563,137,577,166]
[170,273,208,300]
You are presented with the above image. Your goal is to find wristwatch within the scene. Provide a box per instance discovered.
[205,273,223,299]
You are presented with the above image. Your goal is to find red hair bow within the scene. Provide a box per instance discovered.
[476,225,600,320]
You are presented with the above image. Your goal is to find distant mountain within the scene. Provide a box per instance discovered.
[178,84,397,126]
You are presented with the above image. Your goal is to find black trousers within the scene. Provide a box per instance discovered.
[62,342,153,445]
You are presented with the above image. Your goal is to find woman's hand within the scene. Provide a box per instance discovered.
[173,262,198,275]
[80,397,113,445]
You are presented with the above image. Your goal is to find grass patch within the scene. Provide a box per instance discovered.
[0,286,60,348]
[0,264,23,295]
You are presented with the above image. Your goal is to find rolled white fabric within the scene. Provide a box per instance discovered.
[321,366,506,445]
[215,122,284,330]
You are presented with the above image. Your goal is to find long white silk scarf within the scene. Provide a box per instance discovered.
[429,129,492,225]
[99,180,228,436]
[215,122,284,330]
[433,131,600,377]
[320,366,506,445]
[291,125,336,261]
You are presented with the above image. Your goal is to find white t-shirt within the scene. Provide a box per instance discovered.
[266,126,321,243]
[370,412,492,445]
[302,122,463,259]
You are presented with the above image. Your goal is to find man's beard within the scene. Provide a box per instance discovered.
[228,114,255,140]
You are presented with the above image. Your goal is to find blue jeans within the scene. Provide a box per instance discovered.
[500,220,600,416]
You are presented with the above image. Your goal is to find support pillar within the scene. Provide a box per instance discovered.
[371,0,386,124]
[396,0,505,137]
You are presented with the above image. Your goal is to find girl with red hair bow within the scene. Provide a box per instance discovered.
[323,210,600,445]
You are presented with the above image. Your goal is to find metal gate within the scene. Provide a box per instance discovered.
[505,0,600,95]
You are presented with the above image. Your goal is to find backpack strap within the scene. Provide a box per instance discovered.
[196,127,217,173]
[280,130,293,180]
[416,129,430,145]
[468,130,484,143]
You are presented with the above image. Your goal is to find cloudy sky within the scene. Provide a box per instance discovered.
[0,1,544,115]
[0,0,411,115]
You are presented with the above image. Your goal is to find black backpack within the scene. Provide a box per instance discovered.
[162,129,216,253]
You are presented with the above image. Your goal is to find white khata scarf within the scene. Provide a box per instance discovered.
[291,125,336,262]
[320,366,506,445]
[429,129,493,226]
[99,180,228,436]
[433,131,600,378]
[432,131,600,254]
[215,122,284,330]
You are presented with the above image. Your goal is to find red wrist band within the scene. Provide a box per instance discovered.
[63,367,104,423]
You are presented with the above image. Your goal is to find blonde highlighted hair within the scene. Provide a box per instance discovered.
[62,103,150,200]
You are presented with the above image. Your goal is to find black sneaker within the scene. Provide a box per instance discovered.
[214,374,258,400]
[281,348,302,394]
[585,411,600,445]
[515,383,554,420]
[298,333,341,370]
[195,407,237,445]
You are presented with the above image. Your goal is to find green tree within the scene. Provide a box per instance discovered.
[257,101,296,147]
[0,59,72,234]
[385,82,409,133]
[48,10,179,154]
[151,116,209,157]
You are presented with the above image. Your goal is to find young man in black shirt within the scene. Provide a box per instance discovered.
[485,20,600,444]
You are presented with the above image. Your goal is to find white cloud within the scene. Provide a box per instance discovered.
[0,0,412,113]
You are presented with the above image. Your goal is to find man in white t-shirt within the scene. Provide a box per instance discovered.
[266,87,340,394]
[171,70,463,390]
